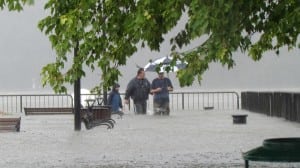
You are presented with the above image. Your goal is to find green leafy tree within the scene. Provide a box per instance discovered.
[38,0,140,93]
[0,0,33,11]
[2,0,300,92]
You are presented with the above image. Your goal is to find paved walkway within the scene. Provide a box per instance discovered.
[1,110,300,168]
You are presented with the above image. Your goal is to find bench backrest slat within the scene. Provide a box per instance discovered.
[24,108,73,115]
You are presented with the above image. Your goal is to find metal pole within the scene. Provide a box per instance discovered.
[74,42,81,131]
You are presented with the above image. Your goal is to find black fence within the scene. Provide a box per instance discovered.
[0,91,239,114]
[0,94,74,114]
[241,92,300,123]
[105,91,239,112]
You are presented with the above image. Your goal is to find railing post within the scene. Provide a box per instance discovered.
[237,93,240,109]
[129,99,131,111]
[182,93,184,110]
[69,95,74,108]
[20,96,23,113]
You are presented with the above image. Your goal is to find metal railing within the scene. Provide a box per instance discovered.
[0,91,239,114]
[241,91,300,123]
[0,94,74,114]
[167,91,239,111]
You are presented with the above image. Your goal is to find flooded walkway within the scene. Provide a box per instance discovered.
[1,110,300,167]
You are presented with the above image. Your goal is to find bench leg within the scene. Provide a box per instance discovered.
[90,120,113,129]
[16,123,20,132]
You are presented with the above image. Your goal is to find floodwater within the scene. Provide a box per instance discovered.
[1,109,300,168]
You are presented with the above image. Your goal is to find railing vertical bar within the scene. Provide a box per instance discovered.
[6,96,8,112]
[198,93,200,110]
[212,93,214,109]
[227,93,229,109]
[192,93,195,110]
[202,93,204,110]
[0,97,2,112]
[217,93,220,110]
[62,95,64,107]
[9,96,12,113]
[14,96,17,113]
[234,93,235,110]
[177,93,179,110]
[187,93,189,109]
[194,93,196,110]
[29,96,31,108]
[237,92,240,109]
[48,96,50,107]
[221,93,224,109]
[20,96,23,113]
[182,93,184,110]
[24,96,26,109]
[9,96,11,113]
[57,95,59,107]
[208,93,210,107]
[39,96,41,108]
[52,95,54,107]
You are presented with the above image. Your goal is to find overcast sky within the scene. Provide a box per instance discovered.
[0,1,299,94]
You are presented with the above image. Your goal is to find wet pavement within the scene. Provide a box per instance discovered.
[1,109,300,168]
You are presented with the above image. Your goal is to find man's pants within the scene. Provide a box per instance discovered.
[134,101,147,114]
[153,100,170,116]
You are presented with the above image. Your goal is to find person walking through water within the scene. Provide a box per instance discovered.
[108,83,124,116]
[124,68,151,114]
[150,71,173,115]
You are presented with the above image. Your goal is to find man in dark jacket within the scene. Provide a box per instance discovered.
[124,68,151,114]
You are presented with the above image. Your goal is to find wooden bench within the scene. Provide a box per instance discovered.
[24,107,73,115]
[81,107,112,120]
[24,106,115,129]
[0,117,21,132]
[24,107,112,118]
[80,106,115,129]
